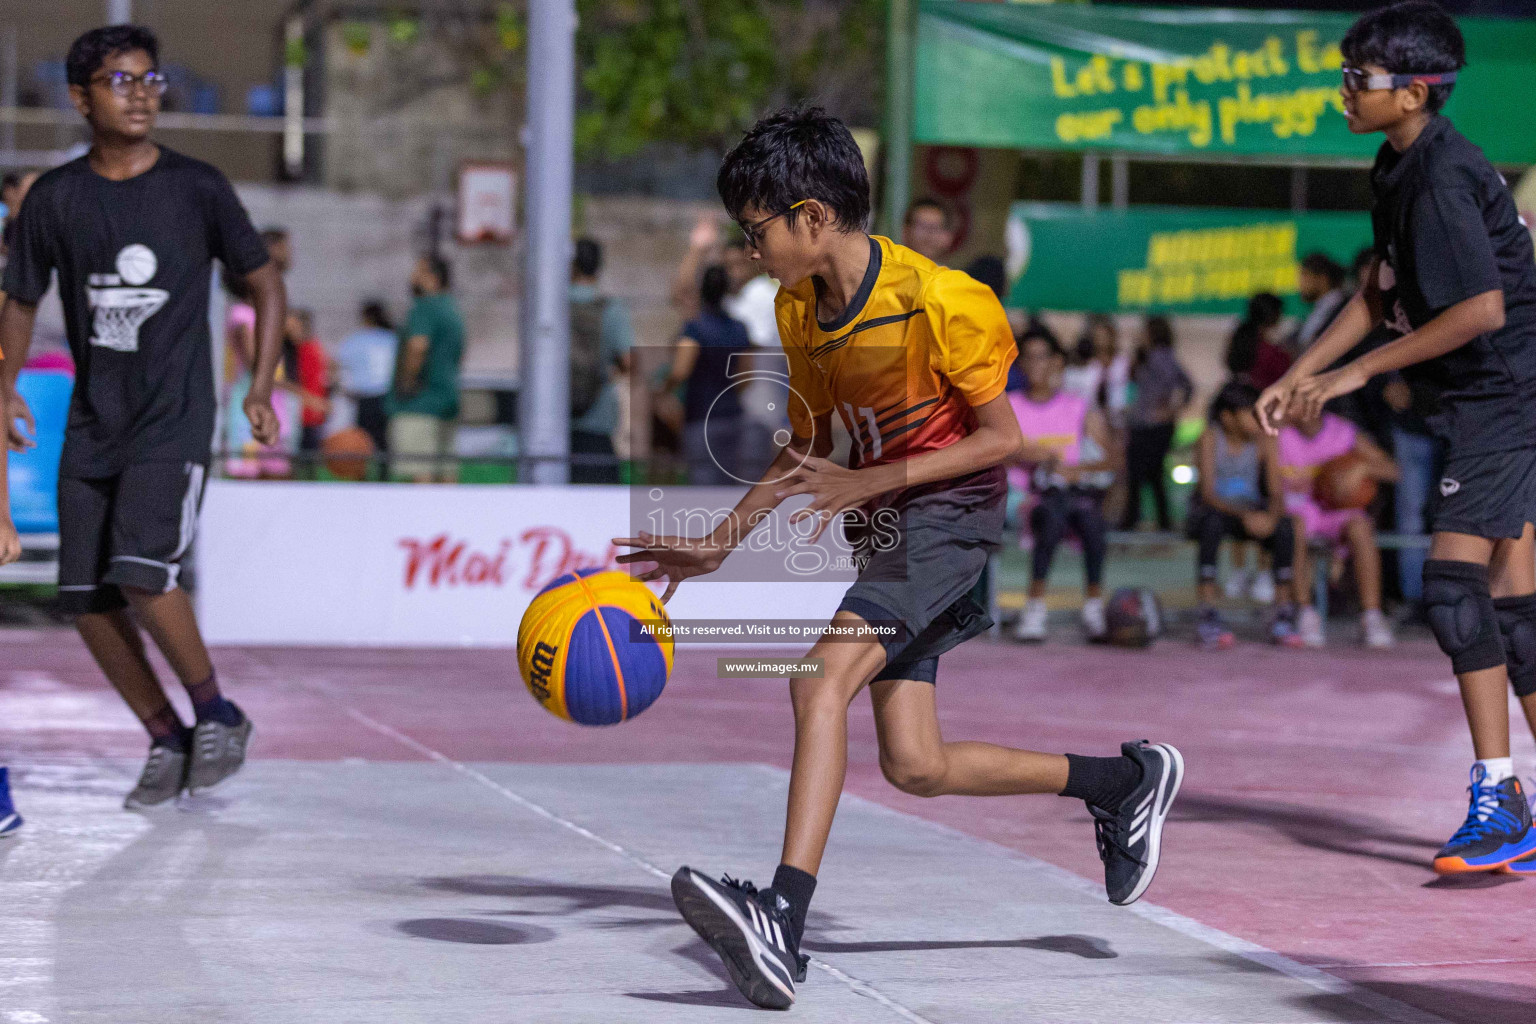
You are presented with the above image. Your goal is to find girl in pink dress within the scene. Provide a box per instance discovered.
[1278,409,1400,647]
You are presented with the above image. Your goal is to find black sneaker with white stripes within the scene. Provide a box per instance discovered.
[671,866,807,1010]
[1089,740,1184,906]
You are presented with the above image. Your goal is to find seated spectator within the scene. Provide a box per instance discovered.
[1279,408,1401,649]
[1121,315,1192,532]
[335,300,398,454]
[1008,332,1114,644]
[1187,383,1302,650]
[659,265,752,485]
[1226,293,1291,390]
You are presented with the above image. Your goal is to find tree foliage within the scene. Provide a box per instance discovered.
[575,0,884,159]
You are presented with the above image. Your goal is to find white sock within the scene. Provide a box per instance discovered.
[1478,757,1514,784]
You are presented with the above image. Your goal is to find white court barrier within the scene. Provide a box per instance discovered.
[196,481,847,647]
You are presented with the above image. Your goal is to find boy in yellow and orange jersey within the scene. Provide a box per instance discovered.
[616,108,1184,1010]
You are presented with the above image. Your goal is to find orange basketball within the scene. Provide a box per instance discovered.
[321,426,376,481]
[1313,452,1377,511]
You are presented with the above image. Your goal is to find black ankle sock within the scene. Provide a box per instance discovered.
[142,705,188,750]
[150,728,190,753]
[766,864,816,944]
[187,672,240,725]
[1061,753,1143,811]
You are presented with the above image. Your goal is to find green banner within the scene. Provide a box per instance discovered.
[917,2,1536,164]
[1006,203,1371,315]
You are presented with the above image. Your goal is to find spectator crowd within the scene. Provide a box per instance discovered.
[1,177,1449,644]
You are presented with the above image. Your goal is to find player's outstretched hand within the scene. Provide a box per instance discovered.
[0,517,20,566]
[6,387,36,452]
[1255,376,1299,436]
[773,455,875,543]
[612,531,727,603]
[243,390,280,447]
[1291,365,1367,425]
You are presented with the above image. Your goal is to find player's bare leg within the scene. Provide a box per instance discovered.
[125,586,251,793]
[76,608,189,807]
[869,677,1067,797]
[780,613,887,875]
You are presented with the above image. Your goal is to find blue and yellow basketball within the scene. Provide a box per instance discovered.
[517,568,673,725]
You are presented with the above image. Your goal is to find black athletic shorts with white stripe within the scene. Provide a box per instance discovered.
[56,461,208,614]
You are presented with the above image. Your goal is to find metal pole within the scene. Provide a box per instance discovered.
[881,0,914,236]
[1,27,16,160]
[1110,154,1129,211]
[521,0,575,486]
[106,0,132,24]
[1081,153,1100,212]
[282,16,305,179]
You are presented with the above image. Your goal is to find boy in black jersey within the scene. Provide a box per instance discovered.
[0,27,286,808]
[1259,1,1536,874]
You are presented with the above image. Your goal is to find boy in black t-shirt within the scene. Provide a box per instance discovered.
[1259,1,1536,875]
[0,26,286,809]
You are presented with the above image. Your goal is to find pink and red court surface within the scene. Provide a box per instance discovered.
[3,631,1535,1023]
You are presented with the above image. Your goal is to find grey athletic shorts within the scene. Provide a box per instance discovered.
[837,469,1006,685]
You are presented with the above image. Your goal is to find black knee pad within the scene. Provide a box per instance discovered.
[1494,594,1536,698]
[1422,561,1505,675]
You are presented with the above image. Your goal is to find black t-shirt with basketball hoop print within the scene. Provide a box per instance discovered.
[2,147,269,477]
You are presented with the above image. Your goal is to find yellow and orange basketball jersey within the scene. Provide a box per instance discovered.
[776,235,1015,472]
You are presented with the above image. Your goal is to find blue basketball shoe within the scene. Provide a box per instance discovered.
[1433,765,1536,874]
[0,767,22,838]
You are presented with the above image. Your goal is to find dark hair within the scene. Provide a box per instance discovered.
[1300,252,1345,289]
[421,254,451,291]
[699,264,730,311]
[1226,293,1284,375]
[1144,315,1174,350]
[717,107,870,234]
[1075,313,1117,365]
[1,172,18,194]
[66,25,159,88]
[1209,381,1261,423]
[1342,1,1465,114]
[1351,245,1376,277]
[360,300,391,330]
[905,196,953,230]
[573,237,602,278]
[964,255,1007,301]
[1020,327,1066,362]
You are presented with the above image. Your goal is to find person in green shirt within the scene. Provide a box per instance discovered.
[387,255,464,482]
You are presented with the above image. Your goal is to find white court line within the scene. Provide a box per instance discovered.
[300,675,1449,1024]
[319,696,936,1024]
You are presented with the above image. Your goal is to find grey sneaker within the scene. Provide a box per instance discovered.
[187,710,252,794]
[124,743,188,809]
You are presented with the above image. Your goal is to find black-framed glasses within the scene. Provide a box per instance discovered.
[92,70,169,98]
[739,199,808,249]
[1341,66,1458,93]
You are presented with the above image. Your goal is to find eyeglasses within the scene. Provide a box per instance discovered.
[1341,66,1458,93]
[739,200,808,249]
[91,70,169,98]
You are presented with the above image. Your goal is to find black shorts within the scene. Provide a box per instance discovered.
[57,461,209,614]
[1430,446,1536,540]
[836,471,1006,686]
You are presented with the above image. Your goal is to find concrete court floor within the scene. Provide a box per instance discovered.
[3,630,1536,1023]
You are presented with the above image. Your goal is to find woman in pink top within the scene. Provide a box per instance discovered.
[1278,409,1400,647]
[1008,332,1117,644]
